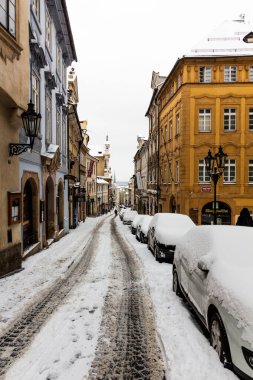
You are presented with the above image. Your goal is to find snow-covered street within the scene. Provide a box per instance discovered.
[0,215,238,380]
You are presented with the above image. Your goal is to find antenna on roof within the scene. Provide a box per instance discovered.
[234,14,245,22]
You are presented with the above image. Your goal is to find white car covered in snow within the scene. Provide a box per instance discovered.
[173,225,253,380]
[147,213,195,262]
[136,215,153,243]
[122,210,138,225]
[131,214,144,234]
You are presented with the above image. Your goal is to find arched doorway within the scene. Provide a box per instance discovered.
[23,180,33,249]
[201,201,231,225]
[57,181,64,231]
[169,195,176,213]
[45,176,55,240]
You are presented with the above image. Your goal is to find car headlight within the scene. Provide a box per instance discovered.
[242,346,253,369]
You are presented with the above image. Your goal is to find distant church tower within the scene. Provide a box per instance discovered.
[104,134,112,178]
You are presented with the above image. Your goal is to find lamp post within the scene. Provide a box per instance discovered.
[9,101,41,156]
[204,146,227,225]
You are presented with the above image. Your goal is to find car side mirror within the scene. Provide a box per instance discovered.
[197,257,210,273]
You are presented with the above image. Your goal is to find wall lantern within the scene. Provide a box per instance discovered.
[9,101,41,156]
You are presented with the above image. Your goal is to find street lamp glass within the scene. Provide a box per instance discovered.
[204,150,215,174]
[215,145,227,170]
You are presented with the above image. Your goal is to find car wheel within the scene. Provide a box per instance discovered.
[209,311,232,369]
[173,270,182,297]
[154,243,162,263]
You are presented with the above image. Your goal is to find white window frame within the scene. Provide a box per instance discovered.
[32,72,40,114]
[223,159,236,183]
[0,0,16,37]
[175,160,179,183]
[46,93,52,143]
[249,108,253,131]
[56,42,62,78]
[169,120,173,139]
[45,8,52,51]
[250,66,253,82]
[249,160,253,183]
[56,106,61,149]
[224,108,236,131]
[169,162,172,183]
[200,67,211,83]
[199,109,211,132]
[32,0,40,20]
[198,160,210,183]
[176,113,180,135]
[62,115,67,155]
[224,66,237,82]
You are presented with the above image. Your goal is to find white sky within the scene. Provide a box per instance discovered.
[65,0,253,181]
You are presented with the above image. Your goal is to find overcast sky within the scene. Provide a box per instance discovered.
[65,0,253,182]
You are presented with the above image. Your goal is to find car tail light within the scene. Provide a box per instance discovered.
[242,346,253,369]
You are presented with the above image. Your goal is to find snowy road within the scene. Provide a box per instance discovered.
[0,214,239,379]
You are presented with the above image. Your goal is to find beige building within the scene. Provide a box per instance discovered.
[0,1,29,276]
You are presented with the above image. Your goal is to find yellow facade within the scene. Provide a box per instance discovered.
[158,56,253,224]
[0,0,29,275]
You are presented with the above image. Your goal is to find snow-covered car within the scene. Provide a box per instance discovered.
[173,225,253,380]
[136,215,153,243]
[122,210,138,225]
[147,213,195,262]
[131,214,144,234]
[119,207,130,220]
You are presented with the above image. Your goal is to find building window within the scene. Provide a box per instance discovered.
[62,63,66,90]
[32,72,40,114]
[32,0,40,20]
[224,66,236,82]
[169,120,173,139]
[56,106,61,149]
[163,164,167,184]
[169,162,172,183]
[0,0,16,37]
[177,74,182,88]
[249,108,253,130]
[165,125,168,142]
[176,113,180,135]
[56,42,61,78]
[224,108,236,131]
[198,160,210,183]
[200,67,211,83]
[175,161,179,183]
[45,8,52,51]
[224,159,236,183]
[199,109,211,132]
[250,66,253,82]
[249,160,253,183]
[46,93,52,143]
[62,115,67,155]
[169,85,174,98]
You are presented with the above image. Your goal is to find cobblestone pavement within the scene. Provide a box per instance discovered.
[88,218,166,380]
[0,218,106,379]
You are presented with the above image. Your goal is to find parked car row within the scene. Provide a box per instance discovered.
[118,210,253,380]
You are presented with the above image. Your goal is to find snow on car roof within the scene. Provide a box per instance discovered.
[177,225,253,344]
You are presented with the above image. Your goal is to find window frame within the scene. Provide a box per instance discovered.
[45,7,52,52]
[249,160,253,183]
[223,159,236,183]
[249,108,253,131]
[175,160,179,183]
[224,66,237,82]
[199,66,212,83]
[45,92,52,144]
[0,0,16,37]
[32,0,40,21]
[224,108,236,132]
[198,159,210,183]
[198,109,211,132]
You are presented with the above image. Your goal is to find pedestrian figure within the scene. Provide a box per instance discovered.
[236,207,253,227]
[114,209,118,217]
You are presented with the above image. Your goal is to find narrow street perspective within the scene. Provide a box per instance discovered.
[1,0,253,379]
[0,214,239,380]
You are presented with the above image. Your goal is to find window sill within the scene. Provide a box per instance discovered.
[0,26,22,62]
[223,182,236,185]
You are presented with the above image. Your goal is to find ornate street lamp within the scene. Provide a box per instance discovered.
[9,101,41,156]
[204,146,227,225]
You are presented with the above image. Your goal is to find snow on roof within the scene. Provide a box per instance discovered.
[184,17,253,58]
[97,177,108,185]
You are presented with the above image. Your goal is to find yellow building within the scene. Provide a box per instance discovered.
[0,1,29,276]
[157,18,253,225]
